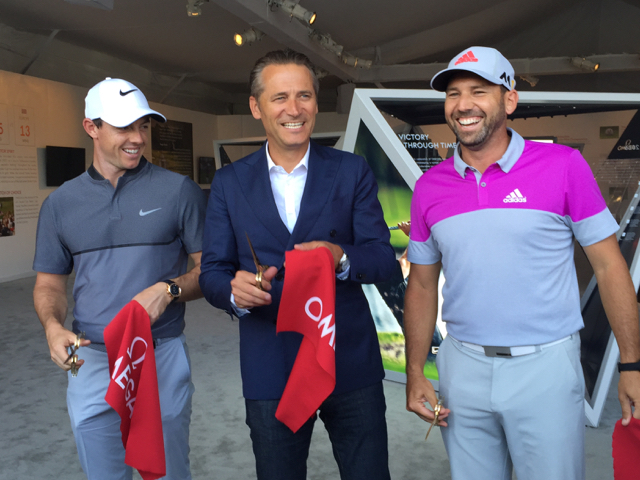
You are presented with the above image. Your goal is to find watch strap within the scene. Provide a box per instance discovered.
[618,361,640,372]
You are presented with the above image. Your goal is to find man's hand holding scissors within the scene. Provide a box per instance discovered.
[231,233,278,309]
[45,322,91,372]
[406,373,450,429]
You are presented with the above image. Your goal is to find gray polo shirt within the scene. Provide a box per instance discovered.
[33,158,206,343]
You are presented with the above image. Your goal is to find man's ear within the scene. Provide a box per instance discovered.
[249,96,262,120]
[83,118,99,139]
[504,89,519,115]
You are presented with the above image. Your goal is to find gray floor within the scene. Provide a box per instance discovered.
[0,274,620,479]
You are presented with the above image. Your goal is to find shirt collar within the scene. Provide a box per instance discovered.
[453,128,525,178]
[265,141,310,173]
[88,156,148,181]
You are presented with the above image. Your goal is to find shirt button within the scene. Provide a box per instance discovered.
[480,182,487,187]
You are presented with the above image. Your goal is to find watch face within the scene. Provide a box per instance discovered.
[169,284,180,297]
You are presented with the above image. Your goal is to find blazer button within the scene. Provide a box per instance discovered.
[275,273,284,281]
[356,273,364,280]
[330,229,337,237]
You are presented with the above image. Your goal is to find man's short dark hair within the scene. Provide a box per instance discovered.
[92,118,103,128]
[249,49,319,100]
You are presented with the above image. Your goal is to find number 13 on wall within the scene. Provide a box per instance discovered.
[0,103,9,145]
[14,105,35,146]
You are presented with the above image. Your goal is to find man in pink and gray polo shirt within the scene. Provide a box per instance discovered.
[404,46,640,480]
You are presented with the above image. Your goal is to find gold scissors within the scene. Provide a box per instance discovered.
[425,394,445,441]
[246,233,269,291]
[64,332,85,377]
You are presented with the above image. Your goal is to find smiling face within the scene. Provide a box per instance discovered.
[444,72,517,151]
[249,63,318,167]
[84,116,149,183]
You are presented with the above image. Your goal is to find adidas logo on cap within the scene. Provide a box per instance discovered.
[454,51,479,65]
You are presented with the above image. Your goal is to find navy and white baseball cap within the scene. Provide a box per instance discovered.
[85,77,166,127]
[431,46,516,92]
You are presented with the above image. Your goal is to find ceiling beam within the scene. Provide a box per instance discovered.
[211,0,358,82]
[21,28,59,75]
[351,0,576,66]
[358,54,640,84]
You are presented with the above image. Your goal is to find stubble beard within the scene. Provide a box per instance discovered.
[448,98,507,150]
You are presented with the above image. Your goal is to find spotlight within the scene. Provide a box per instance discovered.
[570,57,600,72]
[518,74,539,87]
[310,31,343,57]
[187,0,208,17]
[341,53,372,69]
[274,0,317,25]
[234,27,265,46]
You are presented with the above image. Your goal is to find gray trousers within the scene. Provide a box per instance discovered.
[437,333,585,480]
[67,334,194,480]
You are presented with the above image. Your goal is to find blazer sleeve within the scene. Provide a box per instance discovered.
[199,169,236,313]
[341,156,396,284]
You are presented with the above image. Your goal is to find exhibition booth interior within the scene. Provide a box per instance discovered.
[341,88,640,427]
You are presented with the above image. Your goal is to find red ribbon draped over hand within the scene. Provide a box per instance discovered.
[104,300,166,480]
[276,248,337,433]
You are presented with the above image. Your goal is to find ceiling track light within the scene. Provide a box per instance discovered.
[570,56,600,72]
[341,53,372,69]
[310,31,344,57]
[187,0,208,17]
[518,74,539,87]
[271,0,317,25]
[234,27,265,46]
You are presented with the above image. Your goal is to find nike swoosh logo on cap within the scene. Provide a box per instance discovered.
[120,89,138,96]
[139,208,162,216]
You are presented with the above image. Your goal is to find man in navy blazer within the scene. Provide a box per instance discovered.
[199,50,395,480]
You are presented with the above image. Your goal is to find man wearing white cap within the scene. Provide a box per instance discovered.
[33,78,206,479]
[404,47,640,479]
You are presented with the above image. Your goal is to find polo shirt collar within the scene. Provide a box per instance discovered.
[453,128,525,178]
[88,156,148,181]
[265,141,310,172]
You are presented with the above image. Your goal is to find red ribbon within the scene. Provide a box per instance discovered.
[275,248,337,433]
[104,300,166,480]
[613,417,640,480]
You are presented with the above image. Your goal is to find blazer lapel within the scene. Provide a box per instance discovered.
[234,145,290,249]
[288,142,340,248]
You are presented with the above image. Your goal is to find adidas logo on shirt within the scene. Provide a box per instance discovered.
[503,189,527,203]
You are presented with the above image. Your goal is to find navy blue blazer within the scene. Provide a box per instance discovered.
[199,141,396,400]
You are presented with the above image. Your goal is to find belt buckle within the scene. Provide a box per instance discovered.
[483,346,513,358]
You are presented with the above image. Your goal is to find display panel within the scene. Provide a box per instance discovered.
[45,146,85,187]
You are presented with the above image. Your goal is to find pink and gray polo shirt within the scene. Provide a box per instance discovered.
[408,129,619,346]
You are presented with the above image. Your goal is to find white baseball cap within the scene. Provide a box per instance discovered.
[85,77,166,127]
[431,46,516,92]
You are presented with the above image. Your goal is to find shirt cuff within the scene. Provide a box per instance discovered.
[336,262,350,281]
[230,293,250,317]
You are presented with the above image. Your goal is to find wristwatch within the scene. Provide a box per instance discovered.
[618,361,640,372]
[163,280,181,303]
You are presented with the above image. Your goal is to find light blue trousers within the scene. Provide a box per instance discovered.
[67,334,194,480]
[437,334,585,480]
